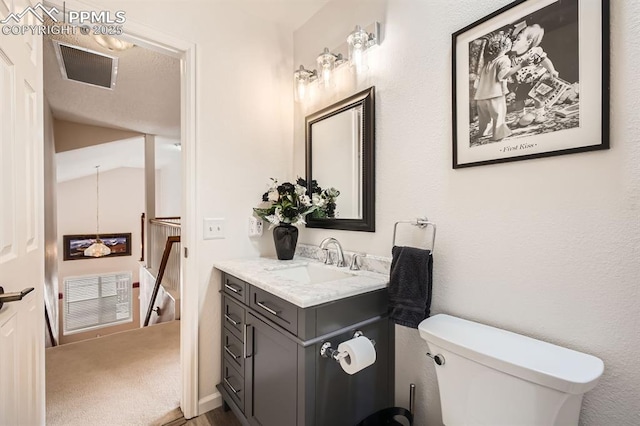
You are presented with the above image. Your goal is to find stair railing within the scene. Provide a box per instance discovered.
[144,217,181,327]
[144,234,180,326]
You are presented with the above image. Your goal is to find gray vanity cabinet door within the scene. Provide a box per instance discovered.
[246,312,297,426]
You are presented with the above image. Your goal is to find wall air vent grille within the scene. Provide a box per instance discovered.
[53,41,118,90]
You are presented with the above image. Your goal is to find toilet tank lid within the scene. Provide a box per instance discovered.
[418,314,604,395]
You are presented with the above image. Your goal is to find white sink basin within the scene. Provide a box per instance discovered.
[269,263,356,284]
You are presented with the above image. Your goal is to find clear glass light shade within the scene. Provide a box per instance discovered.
[317,48,337,87]
[84,239,111,257]
[348,26,370,73]
[294,65,316,102]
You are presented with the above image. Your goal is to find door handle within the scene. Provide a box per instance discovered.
[0,287,34,309]
[243,324,252,359]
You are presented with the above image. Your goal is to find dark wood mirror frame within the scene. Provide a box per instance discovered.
[305,86,375,232]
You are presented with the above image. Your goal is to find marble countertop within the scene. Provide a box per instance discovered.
[213,256,390,308]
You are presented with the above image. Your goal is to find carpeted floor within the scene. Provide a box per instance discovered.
[46,321,181,426]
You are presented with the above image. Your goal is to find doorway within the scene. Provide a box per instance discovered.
[42,0,198,419]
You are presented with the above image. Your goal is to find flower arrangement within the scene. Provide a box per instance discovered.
[253,178,340,227]
[296,177,340,219]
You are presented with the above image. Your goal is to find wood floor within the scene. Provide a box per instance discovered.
[162,407,242,426]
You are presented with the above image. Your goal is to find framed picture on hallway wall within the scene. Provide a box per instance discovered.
[452,0,609,168]
[63,233,132,261]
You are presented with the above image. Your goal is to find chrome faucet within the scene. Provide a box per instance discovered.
[319,237,345,267]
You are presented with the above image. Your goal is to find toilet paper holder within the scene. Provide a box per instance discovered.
[320,330,376,362]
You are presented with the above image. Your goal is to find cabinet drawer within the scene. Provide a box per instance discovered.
[223,296,245,340]
[222,360,245,413]
[250,286,298,335]
[223,328,245,372]
[222,273,248,303]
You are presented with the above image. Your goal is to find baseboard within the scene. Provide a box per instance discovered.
[198,391,222,416]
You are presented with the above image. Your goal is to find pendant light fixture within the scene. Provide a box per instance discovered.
[84,166,111,258]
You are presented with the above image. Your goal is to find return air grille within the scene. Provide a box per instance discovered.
[53,41,118,89]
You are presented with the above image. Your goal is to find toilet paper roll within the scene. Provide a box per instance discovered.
[337,336,376,375]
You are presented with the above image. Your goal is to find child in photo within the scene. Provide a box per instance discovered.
[506,24,559,126]
[473,31,513,142]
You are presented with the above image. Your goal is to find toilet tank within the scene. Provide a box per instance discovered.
[418,314,604,426]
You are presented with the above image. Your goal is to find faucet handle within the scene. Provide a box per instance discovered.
[349,253,366,271]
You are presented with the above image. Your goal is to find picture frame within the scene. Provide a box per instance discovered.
[63,233,132,261]
[452,0,609,168]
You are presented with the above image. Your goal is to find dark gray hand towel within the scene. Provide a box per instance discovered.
[388,246,433,328]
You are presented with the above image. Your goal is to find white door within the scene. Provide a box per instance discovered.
[0,0,45,424]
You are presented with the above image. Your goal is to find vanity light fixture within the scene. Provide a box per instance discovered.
[316,48,345,88]
[347,24,378,73]
[294,65,318,102]
[294,22,380,102]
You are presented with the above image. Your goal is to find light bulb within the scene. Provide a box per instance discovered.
[317,48,337,88]
[297,79,307,101]
[294,65,316,102]
[322,64,332,86]
[348,25,371,73]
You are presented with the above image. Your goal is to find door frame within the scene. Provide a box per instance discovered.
[43,0,199,418]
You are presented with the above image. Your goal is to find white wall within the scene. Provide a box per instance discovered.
[87,0,294,405]
[295,1,640,426]
[57,167,144,291]
[155,137,182,217]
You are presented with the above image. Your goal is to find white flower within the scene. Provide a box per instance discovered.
[274,207,285,223]
[323,187,340,198]
[312,193,326,208]
[264,214,280,227]
[295,184,307,196]
[267,189,279,202]
[299,194,312,207]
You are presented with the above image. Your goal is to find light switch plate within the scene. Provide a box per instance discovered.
[203,218,225,240]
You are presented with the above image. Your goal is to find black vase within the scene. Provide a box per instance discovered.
[273,224,298,260]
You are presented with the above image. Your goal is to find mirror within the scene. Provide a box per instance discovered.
[305,86,375,231]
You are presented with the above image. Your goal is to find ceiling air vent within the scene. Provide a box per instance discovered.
[53,41,119,90]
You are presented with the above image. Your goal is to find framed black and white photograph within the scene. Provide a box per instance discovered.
[452,0,609,168]
[63,233,132,261]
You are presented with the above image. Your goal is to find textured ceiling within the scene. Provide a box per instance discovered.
[44,1,327,139]
[233,0,330,30]
[44,25,180,138]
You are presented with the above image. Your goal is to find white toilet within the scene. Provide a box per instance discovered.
[418,314,604,426]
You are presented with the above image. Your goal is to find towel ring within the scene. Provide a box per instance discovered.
[392,217,436,253]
